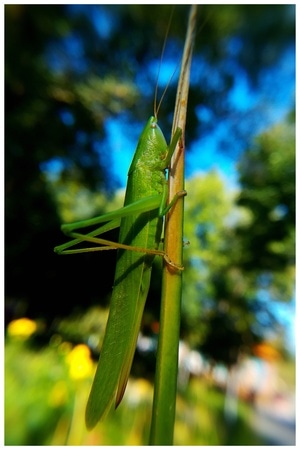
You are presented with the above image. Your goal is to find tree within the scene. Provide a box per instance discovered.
[182,172,257,362]
[237,116,295,276]
[181,115,295,364]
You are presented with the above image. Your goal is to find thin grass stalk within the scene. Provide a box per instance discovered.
[149,5,198,445]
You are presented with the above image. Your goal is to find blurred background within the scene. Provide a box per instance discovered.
[5,4,295,445]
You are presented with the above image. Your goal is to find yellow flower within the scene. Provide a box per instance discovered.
[7,318,37,338]
[66,344,94,380]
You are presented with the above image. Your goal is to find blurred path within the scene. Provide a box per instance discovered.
[251,392,295,445]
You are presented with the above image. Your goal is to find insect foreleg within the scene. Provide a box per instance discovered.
[163,127,182,166]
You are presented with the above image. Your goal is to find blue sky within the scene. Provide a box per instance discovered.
[106,41,295,189]
[44,5,295,190]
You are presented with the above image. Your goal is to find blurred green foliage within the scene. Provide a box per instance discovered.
[5,336,74,445]
[182,119,295,362]
[237,119,295,273]
[5,335,268,445]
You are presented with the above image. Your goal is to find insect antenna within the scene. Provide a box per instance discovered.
[153,8,176,119]
[154,7,213,120]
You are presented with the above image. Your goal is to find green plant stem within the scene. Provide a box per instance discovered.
[149,5,198,445]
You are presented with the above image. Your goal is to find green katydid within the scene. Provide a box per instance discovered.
[54,113,185,429]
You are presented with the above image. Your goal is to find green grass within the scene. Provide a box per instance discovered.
[5,336,265,445]
[174,378,264,446]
